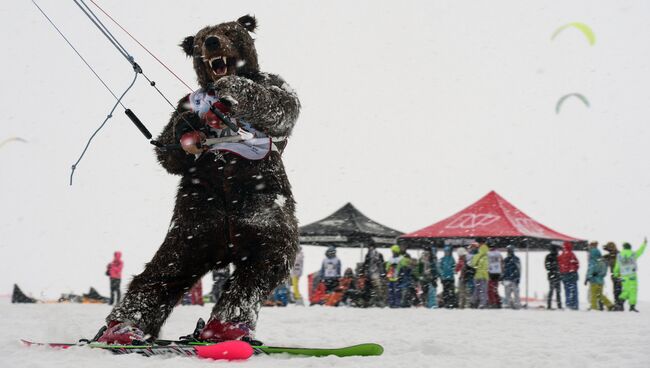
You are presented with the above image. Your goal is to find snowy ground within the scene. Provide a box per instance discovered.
[1,299,649,368]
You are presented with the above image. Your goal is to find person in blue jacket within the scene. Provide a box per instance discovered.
[439,246,456,308]
[587,248,613,311]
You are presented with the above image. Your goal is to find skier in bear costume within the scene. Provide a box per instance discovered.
[97,15,300,344]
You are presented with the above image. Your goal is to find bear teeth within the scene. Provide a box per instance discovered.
[209,56,227,64]
[209,56,229,76]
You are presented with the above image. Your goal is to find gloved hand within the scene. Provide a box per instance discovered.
[180,131,207,155]
[203,98,233,129]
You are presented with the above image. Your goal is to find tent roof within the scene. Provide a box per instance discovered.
[299,202,403,247]
[399,191,586,248]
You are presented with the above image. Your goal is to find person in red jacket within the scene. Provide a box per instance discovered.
[558,242,580,310]
[106,251,124,305]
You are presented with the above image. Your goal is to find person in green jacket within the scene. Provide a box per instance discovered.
[587,248,613,311]
[614,237,647,312]
[470,243,489,308]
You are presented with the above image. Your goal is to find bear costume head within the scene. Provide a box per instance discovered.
[180,15,259,89]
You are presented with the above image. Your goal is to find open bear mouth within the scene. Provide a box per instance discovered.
[210,56,231,77]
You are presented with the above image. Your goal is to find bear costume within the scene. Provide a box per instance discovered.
[98,15,300,344]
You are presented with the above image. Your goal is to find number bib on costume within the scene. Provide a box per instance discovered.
[618,254,637,276]
[187,89,273,160]
[322,259,339,278]
[488,251,502,274]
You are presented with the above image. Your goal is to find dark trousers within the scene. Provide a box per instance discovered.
[387,281,401,308]
[613,278,623,309]
[441,279,456,308]
[109,278,121,305]
[547,278,562,309]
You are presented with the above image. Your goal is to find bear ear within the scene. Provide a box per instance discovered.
[237,15,257,32]
[180,36,195,56]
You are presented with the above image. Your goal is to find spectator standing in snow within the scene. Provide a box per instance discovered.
[584,241,599,307]
[603,242,623,310]
[418,246,439,308]
[385,245,404,308]
[211,266,230,303]
[545,245,562,310]
[614,238,647,312]
[455,247,469,309]
[558,242,580,310]
[587,248,614,311]
[363,244,386,307]
[465,243,479,308]
[320,246,342,292]
[470,243,489,308]
[439,246,456,308]
[290,246,304,305]
[106,251,123,305]
[399,252,418,307]
[502,245,521,309]
[487,245,503,308]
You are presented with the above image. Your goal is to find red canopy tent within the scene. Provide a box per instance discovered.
[398,191,586,250]
[398,191,587,306]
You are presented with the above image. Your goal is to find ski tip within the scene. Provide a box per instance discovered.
[365,343,384,356]
[195,340,253,360]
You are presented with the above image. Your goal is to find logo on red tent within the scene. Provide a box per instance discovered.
[445,214,500,229]
[512,218,547,237]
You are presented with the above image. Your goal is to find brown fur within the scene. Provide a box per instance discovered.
[106,15,300,338]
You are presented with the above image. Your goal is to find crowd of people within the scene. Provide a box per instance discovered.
[545,239,647,312]
[109,237,646,311]
[301,242,525,309]
[264,238,646,311]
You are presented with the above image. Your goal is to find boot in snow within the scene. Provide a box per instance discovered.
[96,321,146,345]
[630,305,639,312]
[199,318,253,342]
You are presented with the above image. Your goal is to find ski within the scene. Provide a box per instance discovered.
[156,339,384,357]
[20,339,253,360]
[251,343,384,357]
[22,339,384,358]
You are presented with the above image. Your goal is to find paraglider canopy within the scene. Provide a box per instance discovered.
[0,137,27,149]
[556,93,590,114]
[551,22,596,46]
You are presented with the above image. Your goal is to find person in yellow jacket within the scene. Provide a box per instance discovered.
[614,237,647,312]
[470,243,489,308]
[290,246,304,305]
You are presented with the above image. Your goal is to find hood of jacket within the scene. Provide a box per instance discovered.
[563,242,573,253]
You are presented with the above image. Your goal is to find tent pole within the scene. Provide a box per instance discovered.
[360,245,364,263]
[525,243,529,309]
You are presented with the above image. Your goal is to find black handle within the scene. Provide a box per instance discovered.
[209,105,240,132]
[125,109,152,139]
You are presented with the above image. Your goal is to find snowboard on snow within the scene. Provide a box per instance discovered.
[21,338,384,360]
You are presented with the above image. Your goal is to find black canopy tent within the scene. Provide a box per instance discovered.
[299,203,403,252]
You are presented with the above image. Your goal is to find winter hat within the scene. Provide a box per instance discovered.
[623,243,632,250]
[604,242,618,253]
[325,246,336,257]
[390,245,401,253]
[457,247,468,257]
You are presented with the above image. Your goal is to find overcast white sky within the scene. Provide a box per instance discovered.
[1,0,649,300]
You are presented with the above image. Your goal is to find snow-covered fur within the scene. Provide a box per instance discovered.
[106,15,300,338]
